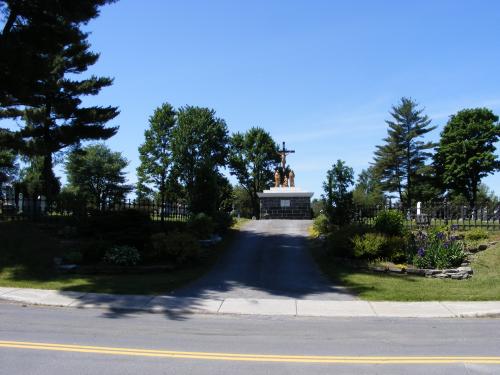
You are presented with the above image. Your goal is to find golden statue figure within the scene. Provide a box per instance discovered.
[274,169,280,188]
[283,175,289,187]
[289,170,295,187]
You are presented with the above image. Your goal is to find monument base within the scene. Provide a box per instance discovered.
[257,187,313,220]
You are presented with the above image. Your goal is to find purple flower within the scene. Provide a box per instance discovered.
[436,232,445,240]
[451,224,459,231]
[417,247,425,257]
[450,235,459,242]
[443,241,450,249]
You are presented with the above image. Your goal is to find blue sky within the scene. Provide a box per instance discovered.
[5,0,500,198]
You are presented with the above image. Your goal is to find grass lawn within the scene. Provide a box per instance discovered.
[311,235,500,301]
[0,218,248,295]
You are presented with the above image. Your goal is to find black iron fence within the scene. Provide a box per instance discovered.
[0,196,189,222]
[354,202,500,230]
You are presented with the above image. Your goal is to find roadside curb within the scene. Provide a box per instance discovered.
[1,287,499,318]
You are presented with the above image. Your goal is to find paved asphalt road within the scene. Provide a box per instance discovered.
[173,219,356,300]
[1,303,499,374]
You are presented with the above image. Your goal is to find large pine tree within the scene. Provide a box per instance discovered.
[0,0,118,197]
[373,97,436,208]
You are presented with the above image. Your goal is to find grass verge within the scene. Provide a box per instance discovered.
[0,218,248,295]
[310,235,500,301]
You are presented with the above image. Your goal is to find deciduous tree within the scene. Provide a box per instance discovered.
[170,106,229,216]
[434,108,500,208]
[322,160,354,226]
[65,144,131,208]
[136,103,176,221]
[228,127,279,217]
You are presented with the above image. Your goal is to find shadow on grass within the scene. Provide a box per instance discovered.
[1,219,359,320]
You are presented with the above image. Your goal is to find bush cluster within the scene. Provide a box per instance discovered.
[374,210,405,236]
[187,213,215,239]
[465,228,489,241]
[149,231,201,265]
[103,245,141,266]
[313,214,329,236]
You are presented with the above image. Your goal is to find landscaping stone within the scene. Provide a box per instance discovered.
[406,268,426,276]
[369,266,387,273]
[434,273,450,279]
[425,270,441,276]
[387,267,403,274]
[457,266,473,274]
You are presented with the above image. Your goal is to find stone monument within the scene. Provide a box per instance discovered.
[257,142,313,219]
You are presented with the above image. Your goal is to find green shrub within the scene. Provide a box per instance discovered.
[86,209,151,233]
[327,224,369,258]
[80,239,113,264]
[384,235,408,263]
[352,233,407,261]
[465,228,489,241]
[353,233,386,259]
[103,245,141,266]
[187,213,215,239]
[313,214,330,236]
[374,210,405,236]
[212,211,234,234]
[150,232,201,265]
[63,250,83,264]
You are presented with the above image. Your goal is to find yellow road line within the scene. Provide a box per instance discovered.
[0,340,499,364]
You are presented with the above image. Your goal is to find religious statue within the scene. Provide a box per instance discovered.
[274,169,280,188]
[277,141,295,171]
[283,175,289,187]
[289,170,295,187]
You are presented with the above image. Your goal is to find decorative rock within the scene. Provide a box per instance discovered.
[388,267,403,274]
[457,266,473,274]
[370,266,387,273]
[406,268,426,276]
[425,270,441,276]
[451,273,467,280]
[489,241,498,246]
[443,269,459,274]
[434,273,450,279]
[460,262,470,267]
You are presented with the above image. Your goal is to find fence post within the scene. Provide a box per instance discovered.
[443,197,448,225]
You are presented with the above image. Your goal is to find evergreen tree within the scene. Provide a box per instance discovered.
[228,127,279,217]
[352,167,385,206]
[434,108,500,208]
[373,97,436,208]
[170,106,229,216]
[136,103,176,221]
[0,129,17,197]
[0,0,118,198]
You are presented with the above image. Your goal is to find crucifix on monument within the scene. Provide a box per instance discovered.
[278,141,295,171]
[260,141,312,218]
[275,142,296,188]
